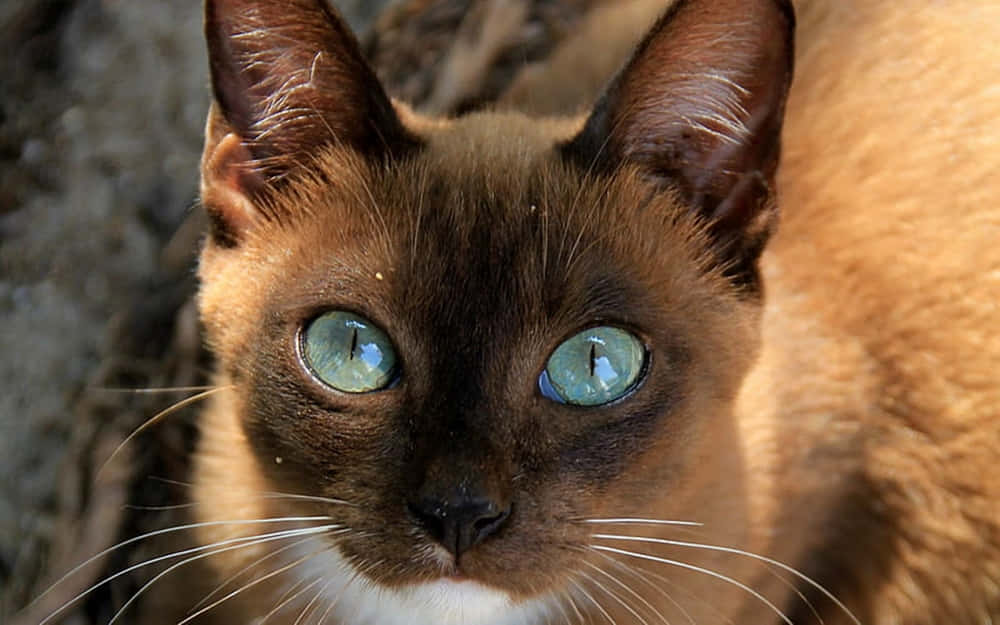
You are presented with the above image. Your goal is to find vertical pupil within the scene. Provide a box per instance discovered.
[589,343,596,377]
[349,328,358,361]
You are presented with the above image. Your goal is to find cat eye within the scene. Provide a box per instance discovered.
[539,326,646,406]
[301,311,399,393]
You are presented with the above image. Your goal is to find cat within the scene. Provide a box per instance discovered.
[134,0,1000,623]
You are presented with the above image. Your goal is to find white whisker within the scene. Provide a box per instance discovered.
[582,518,702,528]
[573,575,617,625]
[548,585,576,625]
[144,477,358,508]
[563,578,589,625]
[768,567,827,625]
[312,569,349,625]
[95,385,219,394]
[588,548,697,625]
[192,535,319,612]
[33,516,334,606]
[173,544,336,625]
[591,544,793,625]
[260,576,323,624]
[294,577,334,625]
[583,559,671,625]
[98,385,233,475]
[592,533,859,625]
[41,523,337,625]
[258,576,315,624]
[579,565,653,625]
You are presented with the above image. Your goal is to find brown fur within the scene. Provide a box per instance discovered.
[176,0,1000,624]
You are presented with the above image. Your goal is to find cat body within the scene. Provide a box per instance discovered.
[178,1,1000,624]
[739,3,1000,622]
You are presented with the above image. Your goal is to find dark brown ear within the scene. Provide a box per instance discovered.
[201,0,418,245]
[563,0,795,288]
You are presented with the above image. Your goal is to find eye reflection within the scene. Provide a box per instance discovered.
[540,326,646,406]
[302,311,398,393]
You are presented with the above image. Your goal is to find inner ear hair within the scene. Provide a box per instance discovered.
[200,108,264,248]
[200,0,420,246]
[562,0,795,288]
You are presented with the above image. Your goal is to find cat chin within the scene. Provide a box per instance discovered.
[292,541,555,625]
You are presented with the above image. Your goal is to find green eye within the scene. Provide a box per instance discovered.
[540,326,646,406]
[302,311,398,393]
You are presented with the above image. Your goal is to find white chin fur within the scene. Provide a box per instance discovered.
[290,541,554,625]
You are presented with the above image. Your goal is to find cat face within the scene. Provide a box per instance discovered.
[196,0,793,621]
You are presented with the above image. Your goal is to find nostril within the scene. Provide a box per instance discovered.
[407,501,445,540]
[472,505,510,539]
[407,497,512,558]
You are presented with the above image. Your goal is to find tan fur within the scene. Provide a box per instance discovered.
[741,2,1000,622]
[184,1,1000,624]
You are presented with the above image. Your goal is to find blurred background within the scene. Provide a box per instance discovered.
[0,0,598,621]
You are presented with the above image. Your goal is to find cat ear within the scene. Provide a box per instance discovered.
[562,0,795,286]
[200,0,418,245]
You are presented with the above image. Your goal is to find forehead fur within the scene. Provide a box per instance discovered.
[198,110,741,361]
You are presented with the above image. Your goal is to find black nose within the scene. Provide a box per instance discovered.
[407,494,511,559]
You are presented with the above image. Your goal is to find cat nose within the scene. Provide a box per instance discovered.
[407,494,511,559]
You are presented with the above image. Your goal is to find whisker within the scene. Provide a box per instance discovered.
[192,534,328,612]
[409,163,429,273]
[33,515,334,605]
[257,576,316,624]
[578,565,653,625]
[98,385,233,476]
[41,524,337,625]
[547,585,575,625]
[124,492,356,512]
[94,385,220,394]
[312,572,349,625]
[580,518,702,528]
[144,476,357,508]
[342,556,381,625]
[572,575,617,625]
[260,576,324,625]
[768,567,826,625]
[560,122,617,266]
[294,577,334,625]
[139,539,336,625]
[591,533,858,625]
[588,548,697,625]
[583,559,670,625]
[590,544,793,625]
[561,576,589,625]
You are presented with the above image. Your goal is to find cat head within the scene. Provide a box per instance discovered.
[197,0,793,619]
